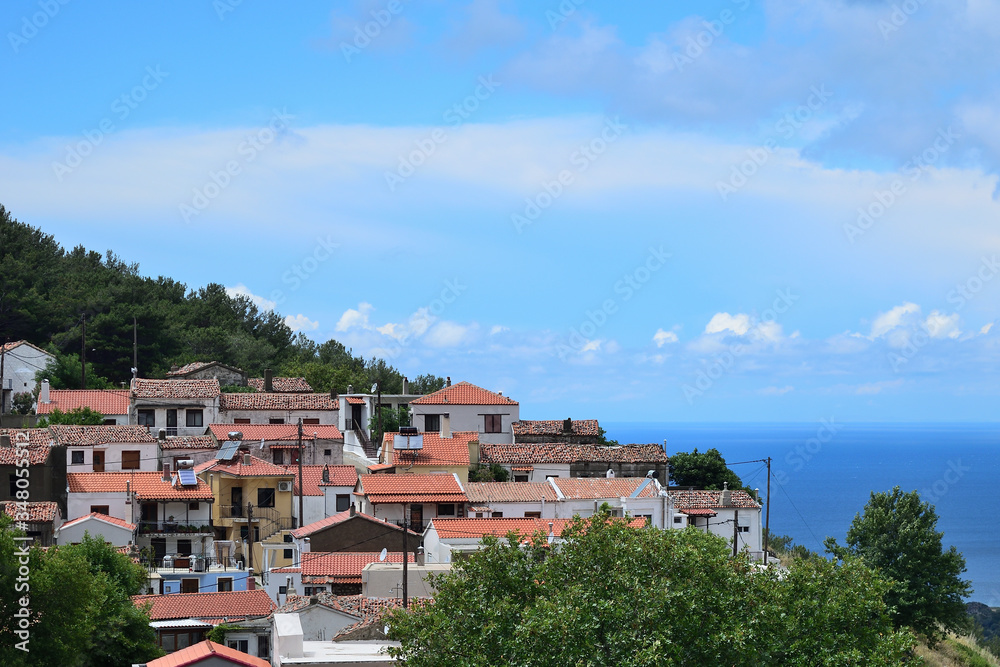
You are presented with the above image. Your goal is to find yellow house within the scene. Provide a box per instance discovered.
[378,430,477,483]
[196,451,296,571]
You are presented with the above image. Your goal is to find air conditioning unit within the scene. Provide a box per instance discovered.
[278,481,292,493]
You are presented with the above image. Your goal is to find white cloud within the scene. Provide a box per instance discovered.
[981,322,994,335]
[285,314,319,332]
[869,302,921,339]
[424,321,476,348]
[705,312,751,336]
[335,302,374,332]
[753,321,785,344]
[581,339,602,352]
[759,385,794,396]
[490,325,509,335]
[855,379,904,395]
[653,328,679,347]
[226,284,277,312]
[923,310,962,339]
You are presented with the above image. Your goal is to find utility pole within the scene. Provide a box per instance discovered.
[297,418,304,529]
[765,456,771,565]
[402,505,408,609]
[246,502,255,577]
[0,336,7,415]
[80,314,87,389]
[132,316,138,379]
[733,508,739,557]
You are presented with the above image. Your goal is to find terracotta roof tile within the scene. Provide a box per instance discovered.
[429,517,577,539]
[0,340,50,356]
[482,443,667,465]
[382,430,476,468]
[219,393,338,411]
[247,376,313,393]
[0,429,54,465]
[133,590,275,621]
[36,390,130,416]
[60,512,137,531]
[196,455,293,478]
[281,465,357,496]
[668,489,761,509]
[143,640,270,667]
[160,436,218,450]
[512,419,600,436]
[208,423,342,442]
[465,482,559,503]
[1,501,59,523]
[132,378,221,399]
[356,473,467,504]
[166,362,214,376]
[345,396,366,405]
[67,472,215,500]
[50,424,156,446]
[410,381,517,406]
[274,593,403,621]
[300,551,413,584]
[552,477,662,499]
[289,509,415,539]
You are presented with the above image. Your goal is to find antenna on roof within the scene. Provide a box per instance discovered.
[379,547,387,562]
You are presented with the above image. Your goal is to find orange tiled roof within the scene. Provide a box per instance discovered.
[669,489,761,509]
[248,377,313,393]
[275,593,403,619]
[36,390,130,416]
[281,465,357,496]
[207,423,343,442]
[133,589,275,621]
[382,430,475,468]
[410,381,517,406]
[511,419,600,436]
[356,473,467,504]
[67,472,215,501]
[0,340,50,356]
[219,393,338,411]
[300,551,413,584]
[429,517,578,539]
[289,509,417,539]
[196,455,293,478]
[160,436,218,450]
[144,640,270,667]
[552,477,661,499]
[465,482,559,503]
[166,362,215,376]
[1,501,59,523]
[60,512,137,531]
[132,378,221,399]
[49,424,156,446]
[482,443,667,465]
[0,429,54,464]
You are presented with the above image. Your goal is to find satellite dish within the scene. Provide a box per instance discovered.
[371,383,378,393]
[379,548,387,562]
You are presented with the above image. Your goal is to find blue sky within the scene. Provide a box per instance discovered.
[2,0,999,422]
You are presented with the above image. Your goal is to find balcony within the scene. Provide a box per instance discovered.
[138,519,213,536]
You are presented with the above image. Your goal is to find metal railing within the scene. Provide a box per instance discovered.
[216,504,293,541]
[138,519,213,535]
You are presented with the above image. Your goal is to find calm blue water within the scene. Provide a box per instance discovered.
[603,422,1000,605]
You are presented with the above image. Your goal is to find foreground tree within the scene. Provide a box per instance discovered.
[34,407,105,427]
[825,486,972,645]
[387,512,915,666]
[669,447,750,491]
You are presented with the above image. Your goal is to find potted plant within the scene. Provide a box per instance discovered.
[164,515,178,532]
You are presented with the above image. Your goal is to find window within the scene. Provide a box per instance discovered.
[336,494,351,512]
[71,450,85,464]
[437,503,455,517]
[137,409,155,427]
[90,505,109,515]
[161,634,175,652]
[524,511,541,519]
[121,451,140,470]
[181,578,199,593]
[283,533,293,560]
[103,418,117,425]
[278,585,287,595]
[484,414,502,433]
[513,475,528,483]
[673,516,684,525]
[257,635,270,659]
[257,488,275,508]
[189,502,199,511]
[737,526,750,533]
[303,418,319,425]
[269,418,285,424]
[177,539,192,555]
[545,474,559,479]
[228,639,249,653]
[218,577,233,592]
[234,418,250,424]
[492,511,503,517]
[324,449,332,457]
[272,450,284,465]
[185,410,203,428]
[424,414,440,432]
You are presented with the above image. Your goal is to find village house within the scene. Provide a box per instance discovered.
[207,423,344,468]
[139,640,270,667]
[259,594,402,645]
[50,424,159,473]
[218,392,338,428]
[337,380,424,459]
[0,500,61,546]
[131,378,222,437]
[167,361,247,387]
[271,612,399,666]
[353,473,469,532]
[0,428,67,518]
[376,429,476,482]
[408,380,518,445]
[480,442,669,482]
[248,373,312,393]
[669,485,764,559]
[35,383,130,424]
[271,551,414,598]
[511,418,602,444]
[56,511,136,547]
[160,434,220,468]
[287,507,419,564]
[280,463,357,527]
[0,340,53,415]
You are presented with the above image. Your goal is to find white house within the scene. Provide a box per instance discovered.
[0,340,53,414]
[36,385,131,424]
[353,473,469,532]
[668,486,764,559]
[218,393,338,428]
[131,378,221,437]
[408,381,518,445]
[479,443,669,483]
[50,424,158,473]
[56,511,136,546]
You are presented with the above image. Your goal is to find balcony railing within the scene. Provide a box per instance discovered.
[138,519,213,535]
[217,504,294,540]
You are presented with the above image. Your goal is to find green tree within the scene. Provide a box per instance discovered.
[10,392,33,415]
[469,463,510,482]
[408,374,445,395]
[35,407,105,427]
[825,486,973,645]
[387,512,915,666]
[370,405,410,446]
[669,447,749,491]
[35,350,112,390]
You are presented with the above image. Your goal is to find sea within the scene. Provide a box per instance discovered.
[603,421,1000,606]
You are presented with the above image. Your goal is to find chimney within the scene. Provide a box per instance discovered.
[416,547,424,566]
[446,376,451,387]
[247,568,255,590]
[302,537,311,554]
[243,453,252,466]
[170,365,179,372]
[563,417,572,434]
[321,465,330,483]
[158,429,166,442]
[0,434,10,448]
[720,482,731,507]
[402,376,408,395]
[440,414,451,439]
[264,369,273,393]
[347,384,353,395]
[349,505,355,517]
[285,575,296,597]
[40,379,50,404]
[162,463,170,482]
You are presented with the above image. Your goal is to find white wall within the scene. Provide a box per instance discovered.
[58,519,134,546]
[411,403,519,444]
[1,344,51,411]
[66,442,159,473]
[221,410,337,425]
[130,399,219,437]
[67,492,129,522]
